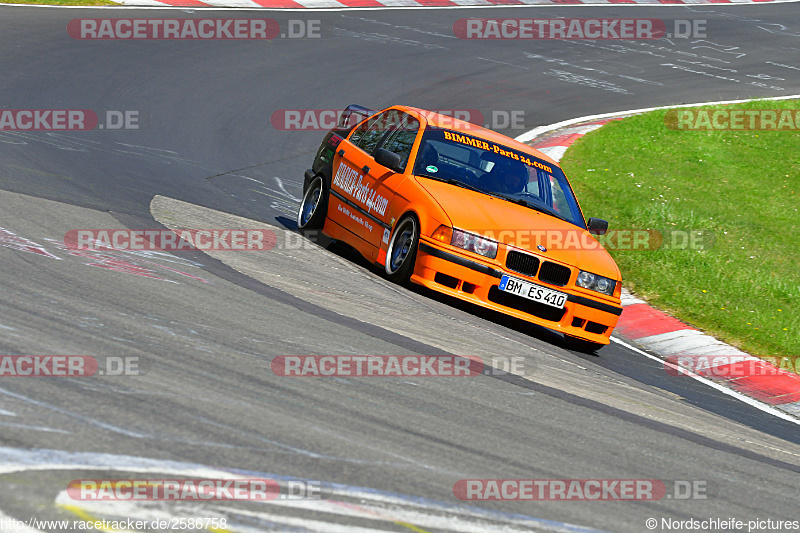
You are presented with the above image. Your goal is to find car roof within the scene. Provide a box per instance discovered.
[397,105,560,167]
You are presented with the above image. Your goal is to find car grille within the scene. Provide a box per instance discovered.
[538,261,572,286]
[506,251,540,277]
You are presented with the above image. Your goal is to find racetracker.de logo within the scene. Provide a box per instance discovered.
[476,228,663,252]
[454,479,666,501]
[67,479,279,501]
[271,109,484,131]
[665,108,800,130]
[453,229,713,252]
[64,229,278,252]
[0,356,145,377]
[67,19,280,39]
[664,355,789,378]
[0,110,139,131]
[453,19,667,40]
[271,355,485,377]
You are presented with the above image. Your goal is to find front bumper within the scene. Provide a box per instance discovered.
[411,240,622,344]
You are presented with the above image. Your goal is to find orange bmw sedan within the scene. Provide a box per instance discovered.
[298,105,622,350]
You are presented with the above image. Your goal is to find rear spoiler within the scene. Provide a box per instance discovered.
[337,104,375,130]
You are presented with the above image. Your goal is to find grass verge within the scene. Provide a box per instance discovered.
[561,99,799,373]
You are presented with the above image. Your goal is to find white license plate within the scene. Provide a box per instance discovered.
[498,275,567,309]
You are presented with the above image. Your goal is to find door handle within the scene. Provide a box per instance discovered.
[362,165,370,173]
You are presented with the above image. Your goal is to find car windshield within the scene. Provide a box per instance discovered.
[412,127,586,228]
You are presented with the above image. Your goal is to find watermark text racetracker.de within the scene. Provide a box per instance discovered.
[67,19,321,39]
[23,518,228,532]
[453,18,707,40]
[0,110,139,131]
[68,478,326,501]
[454,479,708,501]
[428,228,713,252]
[271,108,526,131]
[271,355,530,377]
[664,354,799,378]
[0,356,146,377]
[665,108,800,130]
[65,229,279,252]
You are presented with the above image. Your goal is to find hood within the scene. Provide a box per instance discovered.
[417,178,620,279]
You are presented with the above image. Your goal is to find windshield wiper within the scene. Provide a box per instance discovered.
[495,194,570,223]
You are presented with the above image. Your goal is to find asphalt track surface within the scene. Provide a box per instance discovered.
[0,4,799,532]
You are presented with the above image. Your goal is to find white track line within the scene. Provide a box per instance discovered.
[611,337,800,425]
[515,94,800,143]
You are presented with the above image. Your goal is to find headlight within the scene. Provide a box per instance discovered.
[451,228,498,259]
[576,270,616,295]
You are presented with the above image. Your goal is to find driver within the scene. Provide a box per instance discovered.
[416,142,439,172]
[483,157,529,194]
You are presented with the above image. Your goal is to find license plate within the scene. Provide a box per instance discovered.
[498,275,567,309]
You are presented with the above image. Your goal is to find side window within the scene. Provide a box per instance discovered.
[348,118,370,148]
[380,116,420,171]
[349,111,401,155]
[542,170,583,224]
[549,175,568,213]
[523,168,540,196]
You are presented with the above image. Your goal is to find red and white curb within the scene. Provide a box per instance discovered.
[617,292,800,418]
[519,97,800,421]
[13,0,795,9]
[524,118,624,161]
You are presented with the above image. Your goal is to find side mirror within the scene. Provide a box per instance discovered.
[587,217,609,236]
[374,148,405,173]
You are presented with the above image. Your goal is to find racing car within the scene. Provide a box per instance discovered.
[297,105,622,350]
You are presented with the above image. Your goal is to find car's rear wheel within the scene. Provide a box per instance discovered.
[297,176,327,231]
[385,215,419,284]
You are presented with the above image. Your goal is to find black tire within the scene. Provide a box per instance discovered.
[565,335,604,354]
[384,215,420,284]
[297,175,327,231]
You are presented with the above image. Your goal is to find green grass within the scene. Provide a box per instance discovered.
[561,99,800,373]
[0,0,118,5]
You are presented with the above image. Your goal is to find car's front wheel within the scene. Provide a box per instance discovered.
[297,175,327,231]
[385,215,419,284]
